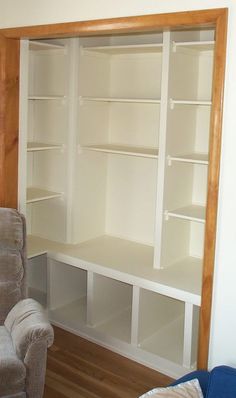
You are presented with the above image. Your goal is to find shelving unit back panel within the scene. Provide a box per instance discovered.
[29,50,67,97]
[79,49,110,97]
[195,107,211,154]
[49,260,87,310]
[31,199,67,242]
[108,102,160,148]
[138,289,184,343]
[192,164,208,205]
[79,101,110,146]
[164,162,194,210]
[106,154,158,245]
[109,52,162,99]
[189,222,205,258]
[89,273,132,328]
[28,101,67,144]
[73,151,108,244]
[161,218,191,267]
[166,106,197,156]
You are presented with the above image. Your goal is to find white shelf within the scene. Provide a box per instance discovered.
[28,95,66,100]
[139,315,184,365]
[173,40,215,52]
[29,41,65,51]
[168,153,208,165]
[170,99,211,107]
[82,144,158,159]
[27,142,63,152]
[166,205,206,223]
[27,187,62,204]
[81,96,161,104]
[83,43,163,55]
[27,235,202,305]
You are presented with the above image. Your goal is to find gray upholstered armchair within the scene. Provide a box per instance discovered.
[0,208,54,398]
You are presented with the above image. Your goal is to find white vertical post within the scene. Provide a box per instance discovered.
[86,270,94,327]
[153,31,171,268]
[183,302,194,368]
[66,38,79,243]
[131,285,140,346]
[18,40,29,215]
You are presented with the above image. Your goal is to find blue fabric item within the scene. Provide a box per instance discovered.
[170,370,210,397]
[206,366,236,397]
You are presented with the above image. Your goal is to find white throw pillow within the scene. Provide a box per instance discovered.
[139,379,204,398]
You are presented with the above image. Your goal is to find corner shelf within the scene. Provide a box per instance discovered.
[80,96,161,104]
[168,153,208,165]
[82,144,158,159]
[27,142,63,152]
[82,43,163,55]
[26,187,62,204]
[165,205,206,223]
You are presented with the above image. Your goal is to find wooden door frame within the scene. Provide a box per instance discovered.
[0,7,228,370]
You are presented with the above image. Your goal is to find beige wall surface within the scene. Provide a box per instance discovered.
[0,0,236,370]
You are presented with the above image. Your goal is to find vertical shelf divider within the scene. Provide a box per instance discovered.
[86,270,94,327]
[65,38,80,244]
[154,31,171,269]
[131,285,140,346]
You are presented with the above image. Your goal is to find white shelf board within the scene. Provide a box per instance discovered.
[83,43,163,55]
[139,316,184,365]
[27,142,63,152]
[94,307,132,343]
[82,144,158,159]
[26,187,62,204]
[50,298,87,330]
[166,205,206,223]
[28,95,66,100]
[81,96,161,104]
[29,41,65,51]
[168,153,208,165]
[27,235,202,305]
[173,40,215,52]
[170,99,211,107]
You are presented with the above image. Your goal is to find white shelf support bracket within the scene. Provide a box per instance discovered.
[167,155,172,167]
[172,41,177,53]
[79,96,84,106]
[183,302,194,368]
[169,98,175,110]
[164,210,169,221]
[131,286,140,347]
[77,145,83,155]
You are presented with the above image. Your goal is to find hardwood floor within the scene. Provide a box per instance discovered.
[44,327,173,398]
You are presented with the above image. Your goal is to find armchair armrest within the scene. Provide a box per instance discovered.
[4,298,54,360]
[4,298,54,398]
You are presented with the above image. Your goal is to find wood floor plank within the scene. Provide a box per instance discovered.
[44,327,173,398]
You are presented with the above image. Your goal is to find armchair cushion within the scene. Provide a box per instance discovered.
[4,298,54,361]
[206,366,236,397]
[0,326,26,397]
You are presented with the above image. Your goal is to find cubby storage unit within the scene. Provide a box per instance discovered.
[19,28,216,377]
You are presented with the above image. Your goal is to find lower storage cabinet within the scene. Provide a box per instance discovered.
[32,256,200,377]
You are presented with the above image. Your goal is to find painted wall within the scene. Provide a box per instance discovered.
[1,0,236,369]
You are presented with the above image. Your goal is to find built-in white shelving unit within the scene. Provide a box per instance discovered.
[19,29,215,378]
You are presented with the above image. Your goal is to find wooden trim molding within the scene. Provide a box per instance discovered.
[0,35,19,208]
[0,7,228,370]
[0,8,226,39]
[197,9,228,369]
